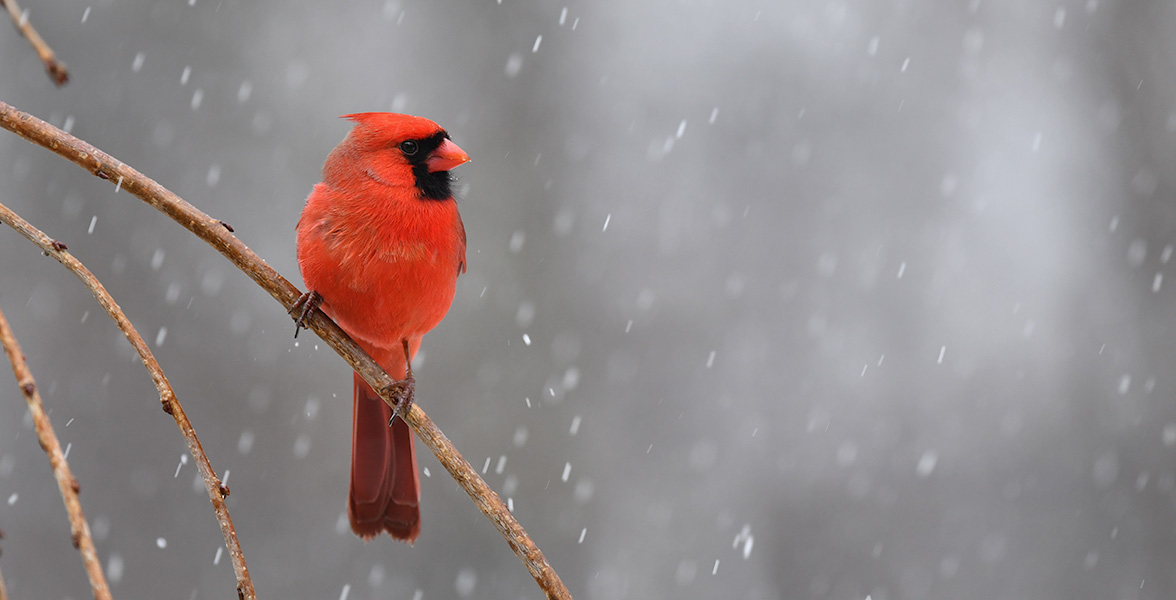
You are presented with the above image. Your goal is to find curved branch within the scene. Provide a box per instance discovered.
[0,0,68,86]
[0,554,8,600]
[0,101,572,599]
[0,304,111,600]
[0,202,255,600]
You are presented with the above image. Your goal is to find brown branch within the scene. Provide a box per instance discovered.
[0,202,255,600]
[0,304,111,600]
[0,542,9,600]
[0,101,573,599]
[0,0,68,86]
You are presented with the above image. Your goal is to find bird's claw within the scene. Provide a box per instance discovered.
[383,377,416,426]
[289,290,323,338]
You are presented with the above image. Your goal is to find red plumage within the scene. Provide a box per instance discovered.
[296,113,469,542]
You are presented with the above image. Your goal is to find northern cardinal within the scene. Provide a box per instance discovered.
[293,113,470,542]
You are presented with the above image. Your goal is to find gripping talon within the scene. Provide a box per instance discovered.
[289,291,323,338]
[383,376,415,426]
[385,341,416,425]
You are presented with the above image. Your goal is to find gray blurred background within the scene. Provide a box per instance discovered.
[1,0,1175,598]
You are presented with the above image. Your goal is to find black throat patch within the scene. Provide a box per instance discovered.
[404,131,454,201]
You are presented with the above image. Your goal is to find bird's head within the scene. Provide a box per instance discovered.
[328,112,471,201]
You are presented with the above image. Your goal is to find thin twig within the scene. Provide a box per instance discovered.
[0,202,255,600]
[0,101,572,599]
[0,304,111,600]
[0,545,9,600]
[0,0,68,86]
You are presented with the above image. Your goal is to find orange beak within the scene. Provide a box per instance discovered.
[426,139,471,173]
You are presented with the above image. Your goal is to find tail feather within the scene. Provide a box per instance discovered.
[348,371,420,542]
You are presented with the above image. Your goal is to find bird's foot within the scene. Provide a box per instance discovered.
[288,290,323,338]
[383,377,415,426]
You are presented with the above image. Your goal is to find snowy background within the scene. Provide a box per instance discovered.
[2,0,1176,598]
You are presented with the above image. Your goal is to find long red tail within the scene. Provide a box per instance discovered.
[348,371,420,542]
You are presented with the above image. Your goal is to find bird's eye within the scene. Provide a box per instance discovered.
[399,140,419,156]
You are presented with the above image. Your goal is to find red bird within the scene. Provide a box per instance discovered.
[293,113,470,542]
